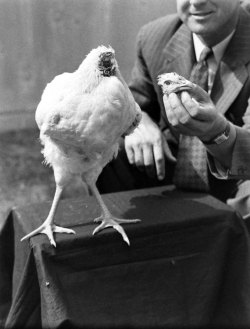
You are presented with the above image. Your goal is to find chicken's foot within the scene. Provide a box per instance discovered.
[21,223,75,247]
[93,215,140,246]
[89,183,140,246]
[21,185,75,247]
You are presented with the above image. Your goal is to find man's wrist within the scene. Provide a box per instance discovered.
[204,123,236,170]
[200,121,229,145]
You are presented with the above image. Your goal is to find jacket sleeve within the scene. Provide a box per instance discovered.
[208,101,250,179]
[229,125,250,178]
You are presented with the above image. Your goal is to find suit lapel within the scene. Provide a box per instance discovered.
[211,63,248,114]
[211,8,250,114]
[159,24,195,80]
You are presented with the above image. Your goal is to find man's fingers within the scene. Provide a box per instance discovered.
[162,138,176,163]
[188,83,211,103]
[168,93,191,125]
[124,117,167,180]
[143,145,156,178]
[180,91,214,121]
[133,145,144,171]
[180,92,200,118]
[163,94,178,126]
[153,142,165,180]
[125,144,135,165]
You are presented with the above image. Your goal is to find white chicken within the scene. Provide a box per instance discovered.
[21,45,142,247]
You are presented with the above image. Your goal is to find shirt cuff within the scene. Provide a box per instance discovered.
[207,156,230,179]
[206,123,236,179]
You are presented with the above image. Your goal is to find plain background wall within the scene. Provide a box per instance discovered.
[0,0,177,133]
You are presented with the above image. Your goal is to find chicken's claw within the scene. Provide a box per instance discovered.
[93,216,103,223]
[21,224,76,247]
[92,216,140,246]
[113,224,130,246]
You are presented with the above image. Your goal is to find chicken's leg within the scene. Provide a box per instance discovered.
[21,185,75,247]
[89,183,140,245]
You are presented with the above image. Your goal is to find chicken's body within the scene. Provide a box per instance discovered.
[21,46,141,246]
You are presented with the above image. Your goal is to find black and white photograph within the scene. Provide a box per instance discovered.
[1,0,250,328]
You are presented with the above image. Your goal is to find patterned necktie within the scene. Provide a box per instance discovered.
[173,47,213,191]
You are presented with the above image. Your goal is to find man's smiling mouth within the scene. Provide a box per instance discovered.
[191,11,213,17]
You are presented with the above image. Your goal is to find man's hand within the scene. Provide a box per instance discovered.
[124,111,176,180]
[163,86,228,142]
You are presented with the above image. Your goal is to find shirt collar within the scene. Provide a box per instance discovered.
[192,30,235,63]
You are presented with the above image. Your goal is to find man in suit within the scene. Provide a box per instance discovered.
[97,0,250,216]
[159,0,250,216]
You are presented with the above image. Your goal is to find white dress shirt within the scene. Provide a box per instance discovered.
[192,31,235,94]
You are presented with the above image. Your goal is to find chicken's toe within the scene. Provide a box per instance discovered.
[113,224,130,246]
[21,224,75,247]
[93,216,103,223]
[21,224,45,242]
[44,226,57,247]
[92,215,140,245]
[93,220,130,245]
[92,221,107,235]
[53,226,76,234]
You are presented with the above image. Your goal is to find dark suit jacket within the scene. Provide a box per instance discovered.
[129,7,250,202]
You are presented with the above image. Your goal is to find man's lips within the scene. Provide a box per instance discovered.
[190,11,213,18]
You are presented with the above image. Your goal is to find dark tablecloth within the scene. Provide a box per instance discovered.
[1,186,250,328]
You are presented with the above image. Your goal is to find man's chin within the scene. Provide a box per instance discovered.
[186,20,214,35]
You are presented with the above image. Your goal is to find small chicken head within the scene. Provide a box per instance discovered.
[158,72,193,95]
